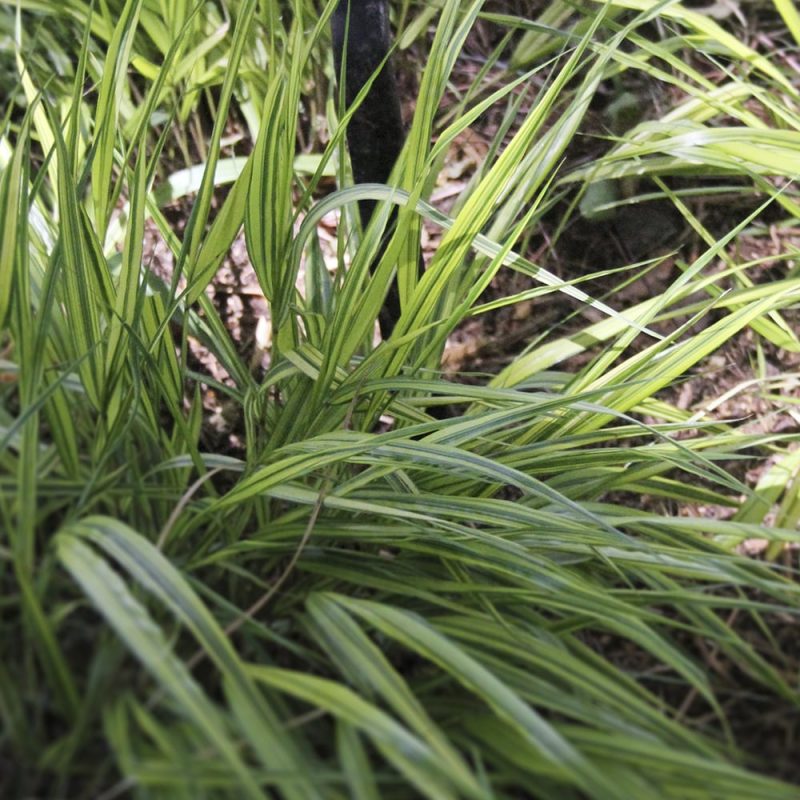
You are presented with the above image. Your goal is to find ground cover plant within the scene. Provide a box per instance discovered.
[1,0,800,797]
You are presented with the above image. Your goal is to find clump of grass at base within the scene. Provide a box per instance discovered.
[1,1,799,798]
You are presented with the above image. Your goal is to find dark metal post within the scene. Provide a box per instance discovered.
[331,0,409,336]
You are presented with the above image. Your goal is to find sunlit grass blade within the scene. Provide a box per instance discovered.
[56,530,266,799]
[57,516,323,800]
[90,0,143,232]
[306,593,485,798]
[248,663,481,800]
[326,594,631,800]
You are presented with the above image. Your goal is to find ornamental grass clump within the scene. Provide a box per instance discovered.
[1,1,799,797]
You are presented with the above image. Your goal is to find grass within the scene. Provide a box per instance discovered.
[1,0,800,797]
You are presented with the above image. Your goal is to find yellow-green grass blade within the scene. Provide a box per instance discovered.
[90,0,143,232]
[58,515,322,799]
[329,594,630,800]
[56,531,266,799]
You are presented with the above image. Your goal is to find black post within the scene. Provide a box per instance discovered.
[331,0,411,337]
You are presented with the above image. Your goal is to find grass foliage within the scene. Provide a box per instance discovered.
[1,0,800,797]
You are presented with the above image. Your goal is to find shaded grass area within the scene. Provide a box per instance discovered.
[1,0,800,797]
